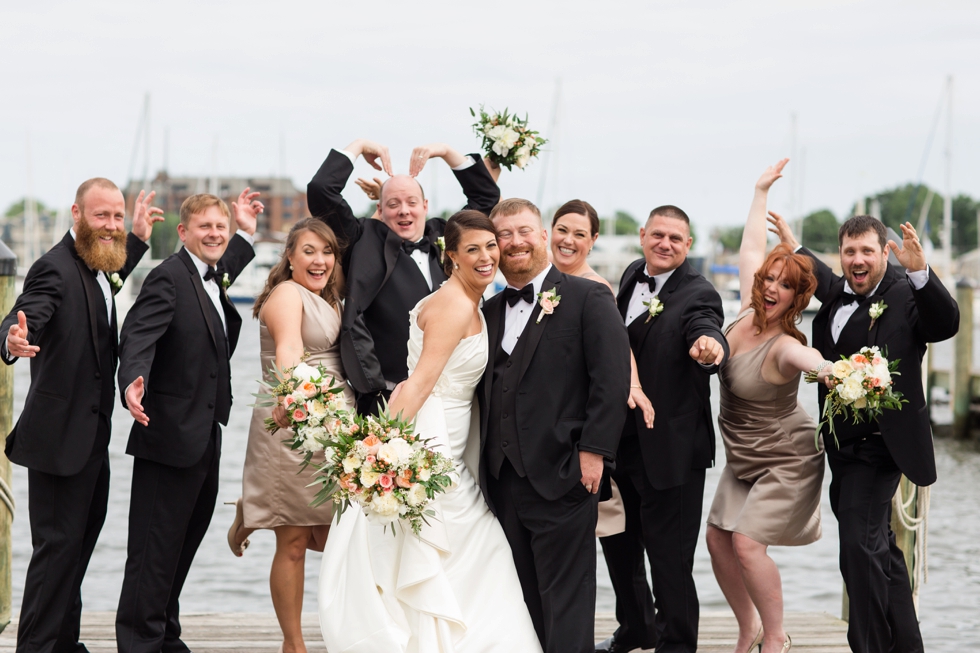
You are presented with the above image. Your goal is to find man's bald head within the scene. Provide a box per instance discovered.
[379,175,429,242]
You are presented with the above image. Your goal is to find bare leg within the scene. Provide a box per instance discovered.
[731,533,787,653]
[272,526,313,653]
[707,525,763,652]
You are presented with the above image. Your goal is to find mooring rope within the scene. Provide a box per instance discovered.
[0,474,14,519]
[892,481,929,610]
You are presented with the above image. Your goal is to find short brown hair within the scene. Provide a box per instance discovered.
[179,194,230,227]
[74,178,120,213]
[552,199,600,237]
[489,198,541,222]
[648,204,690,225]
[839,215,887,249]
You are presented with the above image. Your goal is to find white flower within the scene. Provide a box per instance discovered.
[514,145,531,169]
[418,466,431,482]
[306,399,328,420]
[643,297,664,323]
[838,377,865,404]
[853,395,868,409]
[868,301,887,330]
[831,360,853,379]
[300,436,325,454]
[109,272,123,291]
[360,469,380,488]
[378,438,414,467]
[342,454,361,474]
[291,362,321,383]
[221,273,230,289]
[406,483,428,507]
[369,492,402,520]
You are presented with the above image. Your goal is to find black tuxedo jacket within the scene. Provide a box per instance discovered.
[308,149,500,394]
[803,248,959,486]
[617,258,728,490]
[478,266,631,502]
[118,236,254,468]
[2,230,148,476]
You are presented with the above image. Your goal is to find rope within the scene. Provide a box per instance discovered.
[892,481,930,611]
[0,475,14,519]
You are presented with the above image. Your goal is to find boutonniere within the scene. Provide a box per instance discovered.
[221,273,231,290]
[436,236,446,263]
[108,272,123,293]
[868,301,887,330]
[643,297,664,323]
[535,288,561,323]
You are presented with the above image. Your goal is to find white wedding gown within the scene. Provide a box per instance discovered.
[318,296,543,653]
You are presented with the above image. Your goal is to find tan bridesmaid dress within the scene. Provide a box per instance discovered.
[242,280,354,530]
[707,309,824,546]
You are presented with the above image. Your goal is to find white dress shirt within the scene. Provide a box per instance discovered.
[831,268,930,343]
[184,249,229,335]
[624,265,677,325]
[407,243,433,291]
[70,228,113,321]
[501,264,554,355]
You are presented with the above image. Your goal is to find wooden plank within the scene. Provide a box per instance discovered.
[0,611,850,652]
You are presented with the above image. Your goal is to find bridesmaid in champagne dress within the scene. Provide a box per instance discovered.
[228,218,352,653]
[705,160,833,653]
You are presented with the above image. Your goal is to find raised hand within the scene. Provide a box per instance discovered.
[579,450,604,494]
[6,310,38,358]
[409,143,466,177]
[126,376,149,426]
[231,187,263,236]
[130,190,165,242]
[689,334,725,366]
[355,177,384,201]
[767,210,800,250]
[344,139,393,176]
[756,158,789,193]
[887,222,927,272]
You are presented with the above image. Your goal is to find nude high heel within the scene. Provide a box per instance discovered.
[225,498,250,556]
[745,627,764,653]
[781,634,792,652]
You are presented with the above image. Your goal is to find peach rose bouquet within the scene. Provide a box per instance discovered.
[311,409,458,536]
[805,345,906,449]
[252,357,354,468]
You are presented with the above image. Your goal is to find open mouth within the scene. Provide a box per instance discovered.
[307,269,326,280]
[397,220,414,228]
[851,270,869,284]
[763,296,777,309]
[506,249,531,261]
[475,264,494,276]
[557,247,575,257]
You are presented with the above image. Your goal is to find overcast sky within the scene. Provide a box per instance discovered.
[2,0,978,248]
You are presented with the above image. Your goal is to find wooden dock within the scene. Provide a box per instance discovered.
[0,611,851,652]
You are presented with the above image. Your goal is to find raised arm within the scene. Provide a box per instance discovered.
[1,258,63,362]
[768,210,838,301]
[682,283,729,371]
[739,159,788,310]
[407,142,501,216]
[773,338,833,383]
[888,222,960,343]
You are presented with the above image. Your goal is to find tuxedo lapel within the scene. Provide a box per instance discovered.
[178,249,218,351]
[481,294,504,415]
[634,259,689,354]
[380,229,403,289]
[71,253,102,370]
[617,261,641,320]
[867,266,899,347]
[518,266,563,384]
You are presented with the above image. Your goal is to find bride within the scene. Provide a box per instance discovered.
[318,210,543,652]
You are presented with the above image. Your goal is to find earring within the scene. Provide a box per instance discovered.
[289,265,293,270]
[454,263,460,270]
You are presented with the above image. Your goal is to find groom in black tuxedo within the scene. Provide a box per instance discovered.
[307,138,500,415]
[598,206,728,653]
[774,214,958,653]
[479,198,631,653]
[1,179,160,653]
[115,190,259,653]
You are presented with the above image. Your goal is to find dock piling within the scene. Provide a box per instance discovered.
[0,240,15,633]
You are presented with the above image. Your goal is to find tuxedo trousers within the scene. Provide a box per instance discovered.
[599,435,705,653]
[17,416,110,653]
[827,434,923,653]
[116,422,220,653]
[487,461,600,653]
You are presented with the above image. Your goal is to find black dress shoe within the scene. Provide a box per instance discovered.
[595,635,640,653]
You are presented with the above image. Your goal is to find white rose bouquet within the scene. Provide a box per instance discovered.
[470,105,547,170]
[804,346,906,449]
[311,410,458,536]
[252,357,354,469]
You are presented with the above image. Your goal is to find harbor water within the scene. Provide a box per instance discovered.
[7,312,979,650]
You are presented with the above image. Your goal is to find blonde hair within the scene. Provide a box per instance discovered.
[179,194,230,227]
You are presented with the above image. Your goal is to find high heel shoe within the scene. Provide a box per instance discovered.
[745,626,764,653]
[780,634,792,652]
[225,498,250,556]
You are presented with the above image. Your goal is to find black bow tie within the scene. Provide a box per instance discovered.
[204,266,221,283]
[402,239,430,255]
[504,284,535,307]
[841,293,868,306]
[636,269,657,292]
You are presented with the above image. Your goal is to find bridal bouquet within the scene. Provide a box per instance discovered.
[252,358,354,469]
[312,410,459,536]
[805,346,906,449]
[470,105,546,170]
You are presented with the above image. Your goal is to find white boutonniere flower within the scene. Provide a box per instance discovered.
[221,273,231,290]
[643,297,664,323]
[436,237,446,263]
[535,288,561,324]
[868,301,887,330]
[108,272,123,293]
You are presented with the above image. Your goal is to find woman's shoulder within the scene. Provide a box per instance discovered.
[417,285,473,331]
[259,281,304,319]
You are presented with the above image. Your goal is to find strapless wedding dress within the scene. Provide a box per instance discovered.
[318,296,542,653]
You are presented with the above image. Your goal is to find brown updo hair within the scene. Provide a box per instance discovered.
[253,218,345,317]
[749,243,817,344]
[552,199,600,237]
[442,210,497,277]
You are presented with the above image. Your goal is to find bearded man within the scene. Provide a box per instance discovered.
[1,177,161,653]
